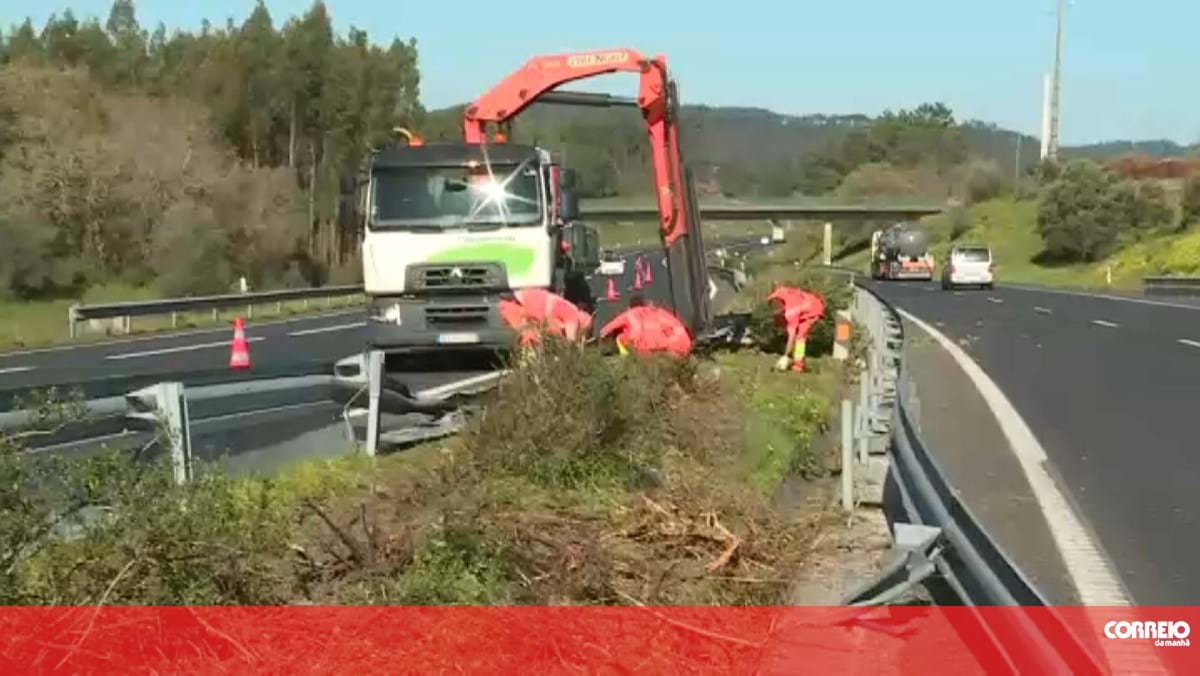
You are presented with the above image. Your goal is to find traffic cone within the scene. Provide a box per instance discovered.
[633,266,644,290]
[605,277,619,301]
[229,317,251,370]
[642,256,654,284]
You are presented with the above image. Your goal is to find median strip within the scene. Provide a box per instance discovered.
[105,337,265,360]
[1090,319,1119,328]
[287,322,366,337]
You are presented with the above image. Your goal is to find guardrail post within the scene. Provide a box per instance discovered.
[823,222,833,266]
[124,315,132,335]
[212,308,218,323]
[247,304,253,320]
[857,371,870,463]
[364,350,383,457]
[68,304,79,340]
[277,301,283,315]
[841,399,854,512]
[125,382,192,485]
[171,312,178,329]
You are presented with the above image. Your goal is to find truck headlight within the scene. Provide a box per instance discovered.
[369,300,402,325]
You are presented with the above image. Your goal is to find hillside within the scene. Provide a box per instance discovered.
[425,103,1194,199]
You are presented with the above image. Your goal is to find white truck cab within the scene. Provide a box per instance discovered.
[353,142,597,352]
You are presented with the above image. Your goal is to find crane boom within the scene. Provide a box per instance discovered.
[461,48,711,333]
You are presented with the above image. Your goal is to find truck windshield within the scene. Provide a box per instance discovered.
[370,160,542,228]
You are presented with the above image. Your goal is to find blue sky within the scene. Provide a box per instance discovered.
[3,1,1196,145]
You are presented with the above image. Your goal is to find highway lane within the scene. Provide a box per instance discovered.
[0,309,368,392]
[869,280,1200,605]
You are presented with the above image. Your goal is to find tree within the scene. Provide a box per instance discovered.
[105,0,147,87]
[6,19,42,63]
[835,162,918,200]
[239,1,280,166]
[1181,175,1200,231]
[1116,180,1171,233]
[1036,160,1128,262]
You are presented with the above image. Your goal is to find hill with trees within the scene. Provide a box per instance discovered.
[1,0,420,300]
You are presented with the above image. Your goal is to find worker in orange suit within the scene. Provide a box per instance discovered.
[499,288,592,363]
[599,295,693,359]
[767,285,825,373]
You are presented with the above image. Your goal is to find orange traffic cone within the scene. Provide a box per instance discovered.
[633,266,644,290]
[642,256,654,284]
[229,317,251,370]
[605,277,619,301]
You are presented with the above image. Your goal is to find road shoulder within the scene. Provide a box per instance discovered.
[900,315,1081,605]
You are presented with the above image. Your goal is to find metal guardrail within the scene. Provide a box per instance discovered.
[852,283,1104,674]
[0,358,504,463]
[68,285,365,339]
[1143,275,1200,297]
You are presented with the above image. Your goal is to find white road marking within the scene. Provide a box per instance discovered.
[987,297,1004,304]
[1090,319,1119,328]
[288,322,365,337]
[105,337,264,360]
[899,308,1131,607]
[1178,339,1200,349]
[0,366,35,375]
[1033,306,1053,315]
[415,371,509,400]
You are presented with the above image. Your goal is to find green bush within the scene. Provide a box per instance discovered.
[393,521,521,605]
[746,270,852,357]
[1181,175,1200,231]
[467,339,691,489]
[1036,160,1129,261]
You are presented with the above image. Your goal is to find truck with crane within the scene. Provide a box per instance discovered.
[346,48,710,354]
[869,222,934,281]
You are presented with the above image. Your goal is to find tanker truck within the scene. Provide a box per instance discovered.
[870,222,934,281]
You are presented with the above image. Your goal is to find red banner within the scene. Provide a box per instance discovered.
[0,606,1195,674]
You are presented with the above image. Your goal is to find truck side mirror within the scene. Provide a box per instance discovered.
[559,168,581,222]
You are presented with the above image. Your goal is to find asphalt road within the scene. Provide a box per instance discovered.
[868,280,1200,605]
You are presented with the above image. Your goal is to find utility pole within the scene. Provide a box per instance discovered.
[1014,132,1022,188]
[1047,0,1065,161]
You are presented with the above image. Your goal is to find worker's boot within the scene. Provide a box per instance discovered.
[789,340,807,373]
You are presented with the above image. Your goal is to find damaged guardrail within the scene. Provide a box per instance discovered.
[0,358,505,475]
[849,283,1105,675]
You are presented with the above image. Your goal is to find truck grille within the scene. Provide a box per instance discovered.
[416,264,501,290]
[425,304,490,326]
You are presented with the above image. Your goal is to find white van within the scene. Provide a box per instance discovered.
[942,245,994,290]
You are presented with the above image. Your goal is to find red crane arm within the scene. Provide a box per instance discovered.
[462,48,690,248]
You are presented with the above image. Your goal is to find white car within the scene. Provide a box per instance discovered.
[942,245,994,290]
